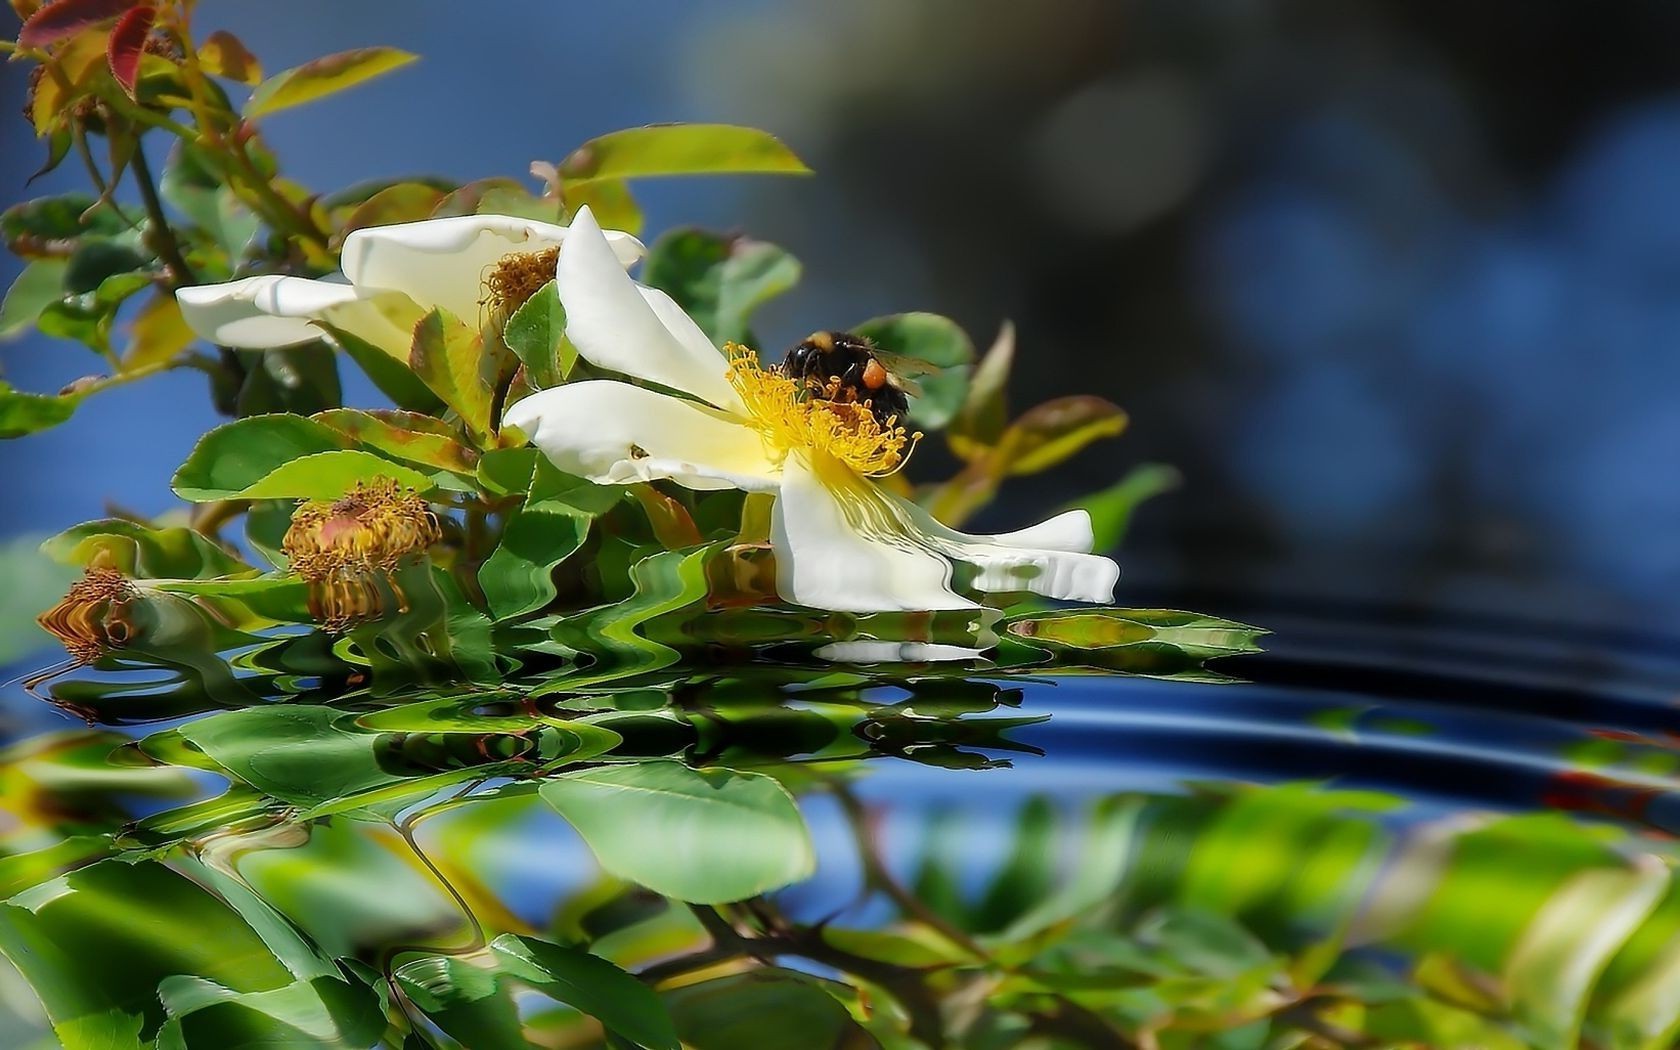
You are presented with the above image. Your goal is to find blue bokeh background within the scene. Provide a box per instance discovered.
[4,0,1680,647]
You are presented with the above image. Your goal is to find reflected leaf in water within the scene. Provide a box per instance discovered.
[17,594,1680,1049]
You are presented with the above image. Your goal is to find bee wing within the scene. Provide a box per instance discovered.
[892,374,925,398]
[871,350,940,378]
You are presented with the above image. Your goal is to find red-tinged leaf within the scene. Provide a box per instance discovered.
[17,0,133,49]
[105,4,153,98]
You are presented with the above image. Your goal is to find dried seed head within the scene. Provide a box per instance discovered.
[37,568,139,664]
[283,478,440,584]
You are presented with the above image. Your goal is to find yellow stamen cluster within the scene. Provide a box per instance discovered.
[481,246,560,317]
[284,478,440,583]
[725,344,920,476]
[37,568,137,664]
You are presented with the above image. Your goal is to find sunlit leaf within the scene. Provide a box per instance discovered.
[642,229,801,346]
[42,519,252,579]
[539,760,814,903]
[999,396,1126,476]
[244,47,418,119]
[171,414,352,500]
[502,279,571,386]
[337,181,449,239]
[560,124,811,184]
[0,382,77,438]
[0,860,297,1048]
[410,307,498,443]
[216,449,435,501]
[24,26,110,135]
[0,259,69,340]
[120,291,194,372]
[312,408,477,483]
[197,30,262,85]
[948,321,1015,458]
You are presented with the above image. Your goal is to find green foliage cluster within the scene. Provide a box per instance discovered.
[3,0,1167,652]
[5,619,1680,1049]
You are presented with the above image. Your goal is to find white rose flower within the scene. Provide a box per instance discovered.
[174,214,644,354]
[505,207,1120,613]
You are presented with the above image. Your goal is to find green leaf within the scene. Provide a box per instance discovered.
[0,193,128,250]
[539,760,814,903]
[850,312,975,430]
[479,460,618,620]
[154,975,385,1050]
[336,181,449,237]
[502,280,571,386]
[160,143,259,259]
[560,124,811,184]
[121,293,195,372]
[491,934,680,1050]
[0,259,70,340]
[313,408,477,483]
[410,308,498,442]
[244,47,418,118]
[642,229,801,346]
[1503,860,1667,1049]
[0,860,297,1049]
[1067,463,1180,551]
[171,415,351,501]
[219,449,436,501]
[949,321,1015,457]
[0,383,77,438]
[42,520,252,579]
[394,953,527,1050]
[664,970,872,1050]
[997,396,1127,476]
[62,241,148,296]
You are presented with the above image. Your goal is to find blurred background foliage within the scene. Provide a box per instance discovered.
[6,0,1680,636]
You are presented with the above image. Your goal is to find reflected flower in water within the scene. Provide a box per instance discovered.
[505,207,1120,612]
[35,567,138,664]
[173,214,644,354]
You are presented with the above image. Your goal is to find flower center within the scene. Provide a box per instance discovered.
[481,246,560,317]
[283,478,440,583]
[725,344,920,476]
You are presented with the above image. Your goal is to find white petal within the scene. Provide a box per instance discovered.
[176,275,374,348]
[814,641,988,664]
[504,381,779,492]
[989,509,1095,553]
[770,454,1120,612]
[341,214,645,322]
[772,455,974,612]
[557,207,745,413]
[903,500,1120,603]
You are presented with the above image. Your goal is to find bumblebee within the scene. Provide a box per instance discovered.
[781,330,925,428]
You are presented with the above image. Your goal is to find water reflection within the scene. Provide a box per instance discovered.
[6,598,1680,1048]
